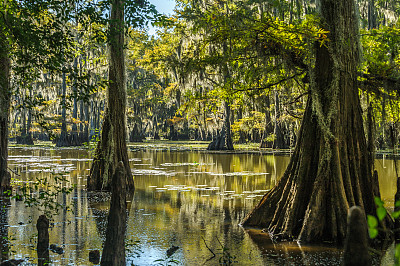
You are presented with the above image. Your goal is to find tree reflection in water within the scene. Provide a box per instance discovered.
[3,146,397,265]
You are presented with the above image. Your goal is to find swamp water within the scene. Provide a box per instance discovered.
[2,145,398,265]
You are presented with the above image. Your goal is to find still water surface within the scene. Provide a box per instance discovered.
[3,145,397,265]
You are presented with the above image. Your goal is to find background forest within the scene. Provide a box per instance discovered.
[5,0,400,154]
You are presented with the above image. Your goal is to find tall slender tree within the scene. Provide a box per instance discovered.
[0,12,11,192]
[87,0,156,191]
[88,0,133,191]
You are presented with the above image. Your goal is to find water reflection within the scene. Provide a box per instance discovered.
[0,198,10,264]
[3,146,398,265]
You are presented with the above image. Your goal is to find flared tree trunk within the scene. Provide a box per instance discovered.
[242,0,384,244]
[0,24,11,193]
[207,100,234,150]
[87,0,133,191]
[129,123,143,142]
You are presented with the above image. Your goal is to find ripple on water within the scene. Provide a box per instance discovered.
[131,169,175,176]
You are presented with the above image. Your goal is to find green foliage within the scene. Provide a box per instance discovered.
[218,246,237,266]
[231,111,264,143]
[214,237,237,265]
[125,239,142,258]
[5,172,75,218]
[83,129,101,156]
[368,197,400,265]
[153,249,180,266]
[153,258,180,266]
[367,215,379,239]
[374,197,387,221]
[396,244,400,265]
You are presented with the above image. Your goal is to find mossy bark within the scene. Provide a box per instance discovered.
[242,0,387,243]
[87,0,133,191]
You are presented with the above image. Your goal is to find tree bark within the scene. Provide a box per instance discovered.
[88,0,133,191]
[207,100,234,150]
[242,0,388,244]
[368,0,377,30]
[0,21,11,193]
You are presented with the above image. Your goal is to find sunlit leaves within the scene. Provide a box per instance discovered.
[374,196,387,221]
[367,215,379,239]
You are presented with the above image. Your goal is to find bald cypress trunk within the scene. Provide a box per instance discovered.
[0,22,11,193]
[207,100,234,150]
[242,0,388,243]
[87,0,133,191]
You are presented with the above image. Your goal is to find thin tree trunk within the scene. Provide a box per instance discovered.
[0,20,11,192]
[368,0,377,30]
[71,57,80,146]
[273,90,285,149]
[56,71,69,147]
[260,94,274,148]
[88,0,133,191]
[17,88,34,145]
[79,61,90,144]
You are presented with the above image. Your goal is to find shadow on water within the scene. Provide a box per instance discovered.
[245,229,342,265]
[3,145,398,265]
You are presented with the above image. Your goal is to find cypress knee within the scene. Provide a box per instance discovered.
[343,206,371,266]
[36,215,49,266]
